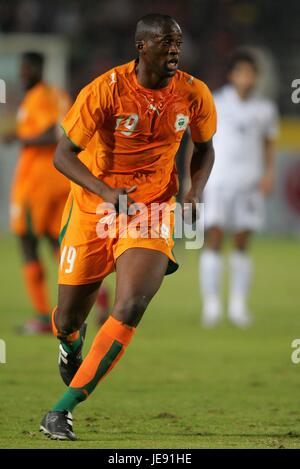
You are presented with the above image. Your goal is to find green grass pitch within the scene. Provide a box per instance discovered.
[0,234,299,449]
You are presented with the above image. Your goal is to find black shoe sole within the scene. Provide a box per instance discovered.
[39,425,77,441]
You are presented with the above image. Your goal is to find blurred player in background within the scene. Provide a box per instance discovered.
[39,13,216,440]
[190,50,279,327]
[1,52,71,334]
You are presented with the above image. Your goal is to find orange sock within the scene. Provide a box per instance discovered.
[71,315,135,389]
[52,315,135,412]
[23,261,50,316]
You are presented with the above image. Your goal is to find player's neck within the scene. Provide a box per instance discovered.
[25,79,42,91]
[135,62,171,90]
[235,87,252,101]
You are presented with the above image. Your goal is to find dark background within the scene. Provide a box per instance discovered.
[1,0,299,115]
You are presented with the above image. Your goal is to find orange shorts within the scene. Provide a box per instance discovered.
[10,154,70,238]
[58,193,178,285]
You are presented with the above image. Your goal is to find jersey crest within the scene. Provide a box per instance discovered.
[174,113,189,132]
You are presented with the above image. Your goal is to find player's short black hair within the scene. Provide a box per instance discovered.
[227,49,257,73]
[135,13,179,42]
[22,51,44,69]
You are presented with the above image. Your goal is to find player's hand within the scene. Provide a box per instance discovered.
[183,190,202,224]
[101,185,137,213]
[258,173,274,197]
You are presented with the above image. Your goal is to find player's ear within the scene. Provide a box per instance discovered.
[135,40,145,54]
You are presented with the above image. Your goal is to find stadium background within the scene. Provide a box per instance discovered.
[0,0,300,449]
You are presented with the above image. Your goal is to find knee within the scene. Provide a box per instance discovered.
[234,241,248,252]
[234,232,251,252]
[113,295,149,327]
[54,308,80,338]
[205,227,224,251]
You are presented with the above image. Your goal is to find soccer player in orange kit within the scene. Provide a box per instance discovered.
[40,14,216,440]
[2,52,70,334]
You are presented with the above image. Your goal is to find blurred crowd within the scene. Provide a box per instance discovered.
[0,0,299,113]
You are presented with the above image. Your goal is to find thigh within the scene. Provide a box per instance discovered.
[233,189,264,232]
[113,248,169,326]
[205,226,224,251]
[204,187,229,230]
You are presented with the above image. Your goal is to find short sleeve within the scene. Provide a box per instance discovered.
[61,78,110,149]
[264,101,279,140]
[189,80,217,143]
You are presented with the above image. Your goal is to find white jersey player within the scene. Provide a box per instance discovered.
[199,50,279,327]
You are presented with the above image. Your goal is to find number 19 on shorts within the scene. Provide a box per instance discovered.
[60,246,77,273]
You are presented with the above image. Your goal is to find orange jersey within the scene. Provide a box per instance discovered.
[17,82,71,164]
[11,82,71,237]
[62,60,216,213]
[15,82,71,191]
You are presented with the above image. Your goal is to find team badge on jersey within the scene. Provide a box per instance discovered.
[174,114,189,132]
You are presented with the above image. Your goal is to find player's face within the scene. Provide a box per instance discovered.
[20,59,41,90]
[229,61,257,95]
[143,24,183,78]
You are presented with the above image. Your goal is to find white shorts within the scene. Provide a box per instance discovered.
[203,186,264,232]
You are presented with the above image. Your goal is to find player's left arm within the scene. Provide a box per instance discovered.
[258,137,276,196]
[258,102,279,197]
[183,138,215,217]
[20,89,70,147]
[20,124,57,147]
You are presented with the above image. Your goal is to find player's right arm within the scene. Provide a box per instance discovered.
[54,135,135,207]
[54,78,135,209]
